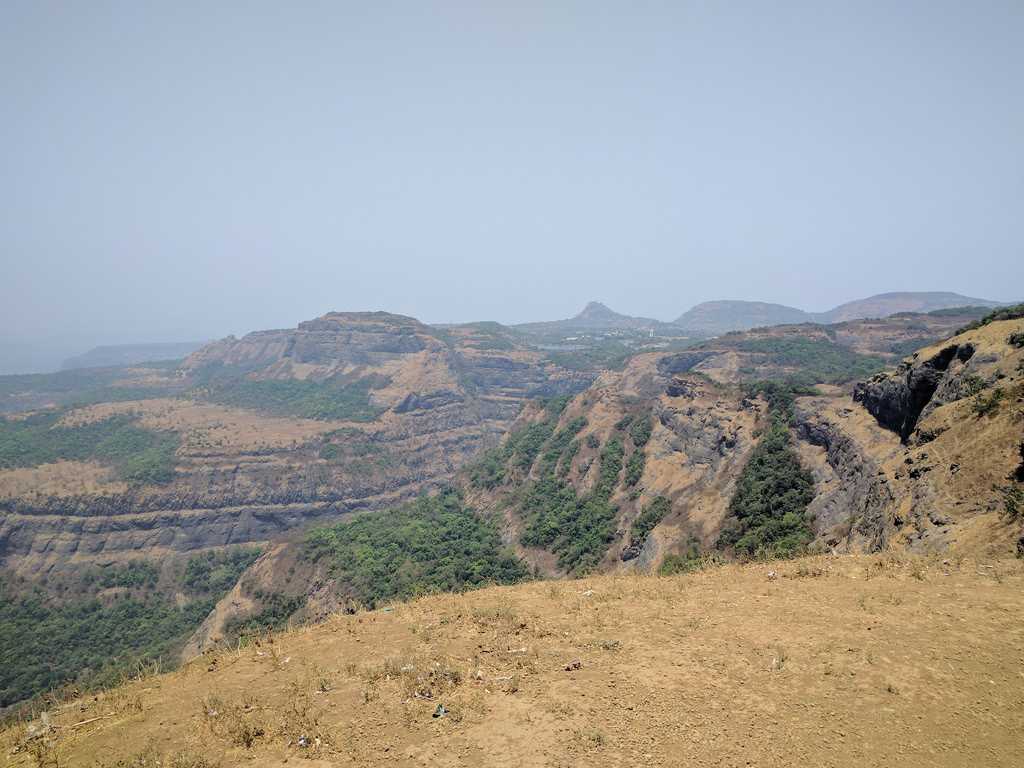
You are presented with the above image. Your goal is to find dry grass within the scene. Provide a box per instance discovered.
[4,554,1024,767]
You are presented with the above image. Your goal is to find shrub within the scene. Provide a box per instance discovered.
[223,592,305,639]
[624,449,645,487]
[631,496,671,547]
[999,484,1023,523]
[1008,331,1024,348]
[971,388,1005,417]
[659,537,706,575]
[956,303,1024,333]
[629,416,652,447]
[959,374,987,397]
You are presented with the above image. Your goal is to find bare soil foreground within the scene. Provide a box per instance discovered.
[5,554,1023,767]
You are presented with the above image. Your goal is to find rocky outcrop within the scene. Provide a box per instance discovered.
[792,401,901,551]
[853,342,976,441]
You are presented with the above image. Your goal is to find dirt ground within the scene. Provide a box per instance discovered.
[4,553,1023,767]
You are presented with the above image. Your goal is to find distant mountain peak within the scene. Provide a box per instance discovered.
[574,301,623,321]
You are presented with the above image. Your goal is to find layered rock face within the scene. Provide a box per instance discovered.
[0,313,592,579]
[183,317,1024,653]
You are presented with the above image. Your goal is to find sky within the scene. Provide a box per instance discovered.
[1,1,1022,374]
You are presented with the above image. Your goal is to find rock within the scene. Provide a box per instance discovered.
[853,343,975,442]
[564,660,582,671]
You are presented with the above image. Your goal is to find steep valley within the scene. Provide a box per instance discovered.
[1,304,1022,715]
[189,310,1024,653]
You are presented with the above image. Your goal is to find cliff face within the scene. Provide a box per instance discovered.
[0,313,592,580]
[182,316,1024,656]
[821,318,1024,553]
[455,352,768,579]
[853,342,977,441]
[185,353,767,654]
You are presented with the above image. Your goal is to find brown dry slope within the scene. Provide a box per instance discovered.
[5,554,1022,768]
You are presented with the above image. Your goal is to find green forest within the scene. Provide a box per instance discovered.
[717,410,815,559]
[0,547,260,708]
[0,411,179,484]
[203,375,390,421]
[303,489,528,608]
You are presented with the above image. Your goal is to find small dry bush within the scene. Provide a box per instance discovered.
[364,654,464,702]
[276,680,334,754]
[201,695,266,749]
[91,746,217,767]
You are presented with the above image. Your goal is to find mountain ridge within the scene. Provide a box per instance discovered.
[514,291,1003,338]
[673,291,1001,334]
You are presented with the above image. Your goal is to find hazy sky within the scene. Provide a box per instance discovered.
[2,1,1022,373]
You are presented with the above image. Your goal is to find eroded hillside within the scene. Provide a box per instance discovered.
[194,311,1024,648]
[2,306,1021,710]
[0,312,590,582]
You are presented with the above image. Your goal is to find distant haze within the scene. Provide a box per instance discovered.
[2,2,1022,374]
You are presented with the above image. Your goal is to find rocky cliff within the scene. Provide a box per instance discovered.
[0,312,592,581]
[180,312,1024,656]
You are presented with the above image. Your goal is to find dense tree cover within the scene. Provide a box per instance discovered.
[919,306,989,318]
[0,366,185,408]
[0,588,216,707]
[521,436,624,574]
[0,411,178,484]
[545,340,634,372]
[557,438,581,478]
[733,337,887,385]
[183,548,262,594]
[717,414,815,559]
[0,546,262,708]
[223,592,305,639]
[203,375,389,421]
[92,561,159,590]
[303,490,528,608]
[630,496,671,548]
